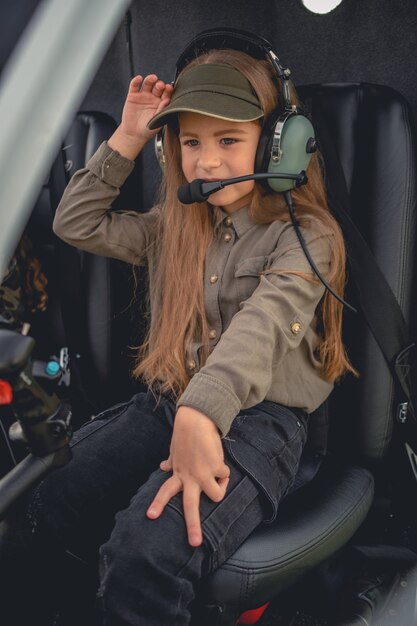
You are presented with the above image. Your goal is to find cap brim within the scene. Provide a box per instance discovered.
[147,91,263,130]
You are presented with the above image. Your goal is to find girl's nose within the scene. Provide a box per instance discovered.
[197,146,221,171]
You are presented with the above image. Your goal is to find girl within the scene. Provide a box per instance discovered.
[0,31,355,626]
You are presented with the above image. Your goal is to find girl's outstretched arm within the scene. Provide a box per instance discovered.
[108,74,173,160]
[53,73,172,263]
[146,406,231,547]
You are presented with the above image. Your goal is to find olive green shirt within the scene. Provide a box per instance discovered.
[53,141,334,436]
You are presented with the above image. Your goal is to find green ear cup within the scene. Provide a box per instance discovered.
[267,114,316,192]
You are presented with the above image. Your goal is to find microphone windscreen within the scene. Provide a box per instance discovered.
[177,183,193,204]
[177,179,206,204]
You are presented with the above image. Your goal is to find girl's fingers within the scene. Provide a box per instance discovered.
[128,74,172,92]
[182,482,203,546]
[203,476,229,502]
[217,476,230,488]
[162,83,174,99]
[154,96,172,116]
[216,476,230,498]
[217,463,231,480]
[151,80,165,95]
[128,75,143,92]
[161,84,174,103]
[140,74,159,92]
[200,462,230,501]
[160,456,172,471]
[147,475,182,519]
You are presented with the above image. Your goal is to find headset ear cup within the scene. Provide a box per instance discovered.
[256,113,316,193]
[154,128,166,169]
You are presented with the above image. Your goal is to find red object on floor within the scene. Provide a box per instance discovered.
[235,602,270,625]
[0,379,13,405]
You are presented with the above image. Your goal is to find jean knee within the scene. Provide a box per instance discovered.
[100,504,185,574]
[98,479,209,594]
[97,504,201,625]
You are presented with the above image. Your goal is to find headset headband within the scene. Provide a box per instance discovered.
[175,27,293,109]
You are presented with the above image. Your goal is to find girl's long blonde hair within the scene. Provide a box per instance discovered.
[133,48,357,397]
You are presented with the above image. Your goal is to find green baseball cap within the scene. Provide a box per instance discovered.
[147,63,263,130]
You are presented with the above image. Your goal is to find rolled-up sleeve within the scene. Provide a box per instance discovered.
[53,141,159,265]
[177,227,333,436]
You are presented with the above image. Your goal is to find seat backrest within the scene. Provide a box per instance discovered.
[297,83,417,463]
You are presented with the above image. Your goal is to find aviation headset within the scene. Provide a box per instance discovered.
[154,27,317,193]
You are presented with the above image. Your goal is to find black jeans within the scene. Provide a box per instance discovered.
[0,391,307,626]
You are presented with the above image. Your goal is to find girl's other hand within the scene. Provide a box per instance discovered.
[108,74,173,160]
[147,406,230,547]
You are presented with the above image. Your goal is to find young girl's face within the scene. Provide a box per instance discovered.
[179,112,262,213]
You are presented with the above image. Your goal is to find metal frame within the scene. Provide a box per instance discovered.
[0,0,131,280]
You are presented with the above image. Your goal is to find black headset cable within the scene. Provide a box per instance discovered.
[283,190,357,313]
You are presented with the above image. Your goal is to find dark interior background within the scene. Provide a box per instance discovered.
[2,0,417,210]
[83,0,417,122]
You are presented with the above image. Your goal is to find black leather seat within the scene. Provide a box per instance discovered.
[193,83,417,625]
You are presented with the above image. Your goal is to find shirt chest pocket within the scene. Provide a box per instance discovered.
[234,255,268,302]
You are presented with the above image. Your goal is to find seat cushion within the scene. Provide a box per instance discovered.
[199,463,374,610]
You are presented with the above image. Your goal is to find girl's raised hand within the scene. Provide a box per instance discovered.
[146,406,231,547]
[108,74,173,160]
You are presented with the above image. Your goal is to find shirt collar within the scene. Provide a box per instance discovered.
[213,205,255,238]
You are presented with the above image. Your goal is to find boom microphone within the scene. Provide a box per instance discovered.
[177,172,308,204]
[177,179,208,204]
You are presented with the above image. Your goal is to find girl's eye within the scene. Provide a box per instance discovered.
[221,138,237,145]
[183,139,199,147]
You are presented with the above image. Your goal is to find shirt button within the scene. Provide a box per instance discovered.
[209,329,217,339]
[225,216,232,226]
[210,274,218,284]
[290,321,302,335]
[223,233,232,243]
[187,360,196,371]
